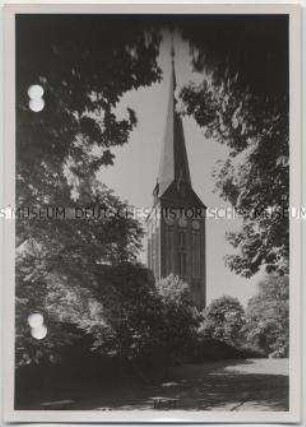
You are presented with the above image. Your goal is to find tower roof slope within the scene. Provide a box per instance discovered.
[158,54,191,196]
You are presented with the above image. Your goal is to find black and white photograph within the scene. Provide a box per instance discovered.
[2,3,302,423]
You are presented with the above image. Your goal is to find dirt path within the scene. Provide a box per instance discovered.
[72,358,289,411]
[20,358,289,411]
[162,358,289,411]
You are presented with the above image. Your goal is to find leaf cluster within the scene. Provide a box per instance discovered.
[199,295,246,346]
[179,17,289,277]
[243,274,289,357]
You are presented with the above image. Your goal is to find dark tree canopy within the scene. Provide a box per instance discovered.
[15,15,162,366]
[16,14,161,208]
[179,16,289,277]
[15,181,145,367]
[180,15,288,96]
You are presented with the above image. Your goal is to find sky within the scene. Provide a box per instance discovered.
[98,33,261,306]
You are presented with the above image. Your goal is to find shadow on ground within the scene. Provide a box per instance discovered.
[15,358,289,411]
[162,359,289,411]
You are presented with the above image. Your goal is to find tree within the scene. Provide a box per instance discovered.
[155,274,201,361]
[244,274,289,357]
[199,295,246,346]
[16,15,161,282]
[179,16,289,277]
[47,263,161,362]
[15,16,162,367]
[15,182,145,367]
[16,15,161,215]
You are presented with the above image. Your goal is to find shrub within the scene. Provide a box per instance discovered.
[154,275,201,363]
[199,295,246,346]
[244,274,289,357]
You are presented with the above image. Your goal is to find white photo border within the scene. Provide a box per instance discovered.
[2,2,302,423]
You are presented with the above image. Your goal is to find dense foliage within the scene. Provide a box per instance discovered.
[199,295,246,346]
[243,275,289,358]
[180,16,289,277]
[15,183,145,367]
[17,15,161,206]
[15,15,161,367]
[155,275,201,364]
[16,265,200,370]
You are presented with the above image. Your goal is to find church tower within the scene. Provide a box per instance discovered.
[146,46,207,308]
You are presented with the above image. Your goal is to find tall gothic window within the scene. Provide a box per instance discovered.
[151,233,155,276]
[155,230,160,279]
[192,232,201,278]
[148,238,152,270]
[178,231,187,277]
[166,228,174,273]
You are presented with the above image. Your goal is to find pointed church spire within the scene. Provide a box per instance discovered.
[170,36,176,88]
[157,41,191,197]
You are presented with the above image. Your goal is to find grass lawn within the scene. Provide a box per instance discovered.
[16,358,289,411]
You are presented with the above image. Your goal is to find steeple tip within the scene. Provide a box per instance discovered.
[156,37,192,197]
[170,37,175,61]
[170,35,176,91]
